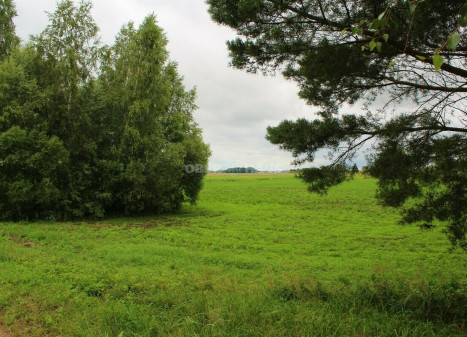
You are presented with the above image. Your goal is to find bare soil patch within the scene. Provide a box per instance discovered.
[8,234,35,248]
[0,325,12,337]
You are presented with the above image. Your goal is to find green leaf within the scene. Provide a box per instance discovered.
[340,28,348,35]
[352,26,363,35]
[433,54,444,72]
[376,42,382,53]
[459,3,467,16]
[370,18,388,30]
[368,39,382,52]
[378,11,386,20]
[447,33,461,51]
[409,3,416,14]
[382,34,389,43]
[416,55,427,60]
[458,17,467,27]
[388,60,396,68]
[361,45,366,51]
[379,18,388,28]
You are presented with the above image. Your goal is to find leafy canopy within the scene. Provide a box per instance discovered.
[208,0,467,248]
[0,0,19,60]
[0,1,210,220]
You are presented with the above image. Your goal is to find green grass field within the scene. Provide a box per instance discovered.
[0,174,466,336]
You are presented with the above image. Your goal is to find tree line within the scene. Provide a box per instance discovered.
[221,167,258,173]
[0,0,210,220]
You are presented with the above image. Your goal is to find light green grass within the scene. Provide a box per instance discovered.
[0,174,466,336]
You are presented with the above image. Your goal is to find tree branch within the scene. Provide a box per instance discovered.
[378,76,467,93]
[264,0,467,79]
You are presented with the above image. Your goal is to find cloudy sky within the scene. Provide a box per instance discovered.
[13,0,332,171]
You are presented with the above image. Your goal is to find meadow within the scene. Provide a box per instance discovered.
[0,174,466,336]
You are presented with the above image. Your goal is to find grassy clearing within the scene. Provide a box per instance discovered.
[0,174,466,336]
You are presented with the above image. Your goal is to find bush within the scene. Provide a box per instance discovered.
[0,3,210,220]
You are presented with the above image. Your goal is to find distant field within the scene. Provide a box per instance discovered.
[0,174,466,336]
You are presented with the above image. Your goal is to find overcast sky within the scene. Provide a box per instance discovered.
[13,0,339,171]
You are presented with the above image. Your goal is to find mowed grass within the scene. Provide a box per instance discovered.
[0,174,466,336]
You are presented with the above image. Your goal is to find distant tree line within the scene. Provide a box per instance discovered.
[222,167,258,173]
[290,165,360,174]
[0,0,210,220]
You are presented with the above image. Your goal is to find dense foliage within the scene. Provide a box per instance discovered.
[0,0,210,220]
[207,0,467,248]
[0,0,19,60]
